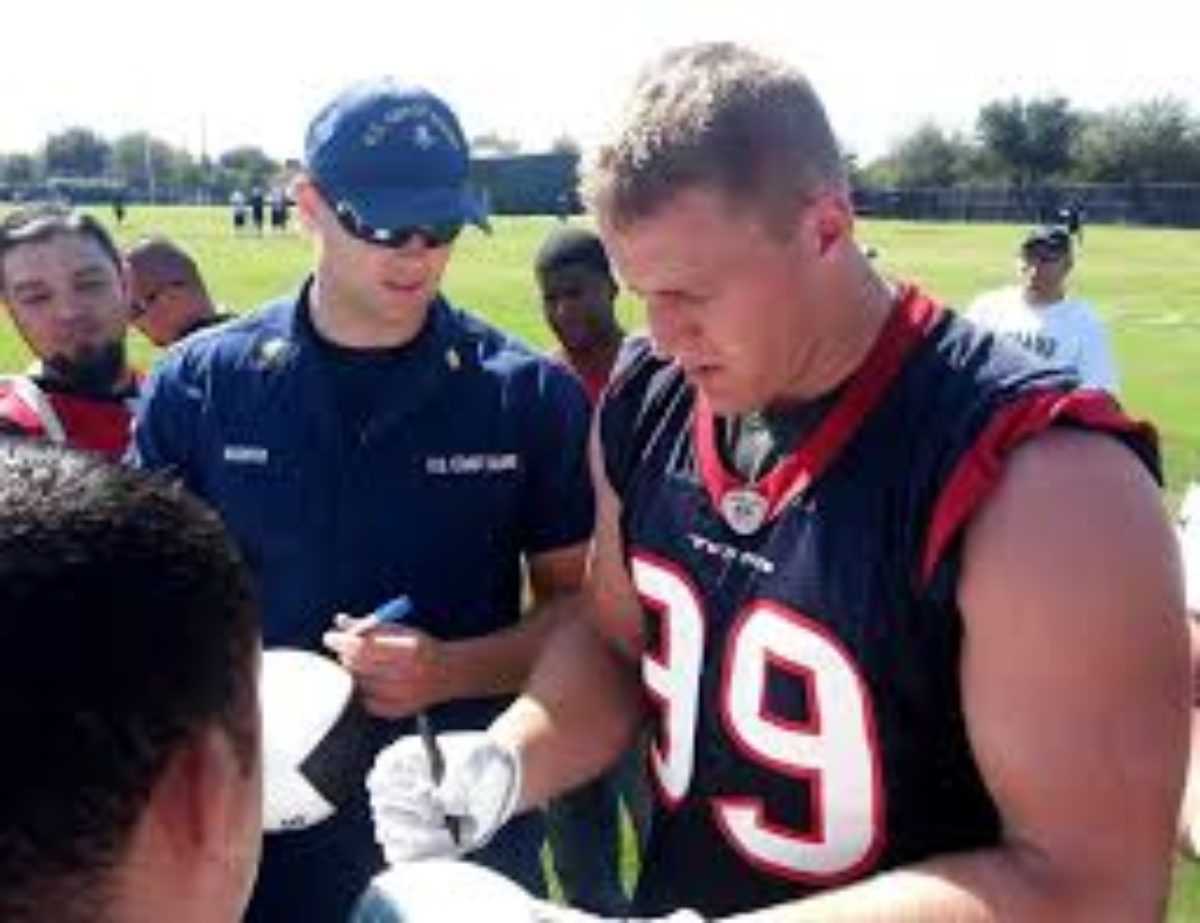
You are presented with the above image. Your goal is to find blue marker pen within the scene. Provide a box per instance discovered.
[372,595,413,626]
[367,593,461,845]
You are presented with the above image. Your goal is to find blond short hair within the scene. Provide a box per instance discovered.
[582,42,846,230]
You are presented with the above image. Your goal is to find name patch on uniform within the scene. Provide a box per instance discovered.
[223,445,269,465]
[425,453,519,476]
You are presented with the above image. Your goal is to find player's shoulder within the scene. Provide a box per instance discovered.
[599,334,692,494]
[910,301,1076,429]
[605,333,675,402]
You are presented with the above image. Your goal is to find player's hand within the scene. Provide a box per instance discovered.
[368,731,521,862]
[530,903,705,922]
[323,616,445,718]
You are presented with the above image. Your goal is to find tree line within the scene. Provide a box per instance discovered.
[0,128,287,203]
[858,96,1200,190]
[0,127,568,204]
[4,94,1199,204]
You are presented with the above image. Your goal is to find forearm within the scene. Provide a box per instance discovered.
[432,598,569,702]
[725,845,1165,922]
[491,614,644,811]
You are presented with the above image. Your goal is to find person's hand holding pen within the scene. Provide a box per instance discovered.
[323,595,448,719]
[325,595,465,847]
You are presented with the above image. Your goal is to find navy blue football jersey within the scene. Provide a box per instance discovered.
[599,287,1157,917]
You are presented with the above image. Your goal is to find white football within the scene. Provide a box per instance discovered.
[259,648,376,833]
[351,860,537,922]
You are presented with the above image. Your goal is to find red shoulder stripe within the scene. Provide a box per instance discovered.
[921,389,1157,585]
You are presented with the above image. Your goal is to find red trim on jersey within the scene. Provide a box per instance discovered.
[921,389,1157,584]
[0,384,48,436]
[695,286,942,526]
[0,379,136,458]
[50,391,135,458]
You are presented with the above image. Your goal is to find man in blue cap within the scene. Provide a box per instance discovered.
[131,77,594,922]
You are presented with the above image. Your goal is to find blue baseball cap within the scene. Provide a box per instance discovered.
[304,78,489,233]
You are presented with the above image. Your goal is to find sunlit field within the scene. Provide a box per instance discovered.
[3,206,1199,916]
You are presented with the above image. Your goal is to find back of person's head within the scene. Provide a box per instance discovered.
[581,42,846,230]
[0,440,261,923]
[534,226,613,282]
[0,203,121,292]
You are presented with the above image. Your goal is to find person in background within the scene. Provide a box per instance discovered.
[231,190,248,234]
[1057,201,1084,244]
[269,188,291,233]
[966,225,1118,393]
[125,235,234,347]
[535,226,627,404]
[0,203,139,457]
[367,42,1188,921]
[535,224,649,914]
[249,188,266,235]
[131,77,593,922]
[0,439,262,923]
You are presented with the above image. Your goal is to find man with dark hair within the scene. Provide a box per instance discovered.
[535,226,626,404]
[0,203,139,456]
[369,43,1187,920]
[0,439,262,923]
[126,235,234,347]
[132,77,593,922]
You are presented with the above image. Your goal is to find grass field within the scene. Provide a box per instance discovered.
[4,206,1199,915]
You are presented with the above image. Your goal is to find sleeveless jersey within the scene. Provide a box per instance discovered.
[0,376,137,459]
[599,287,1157,917]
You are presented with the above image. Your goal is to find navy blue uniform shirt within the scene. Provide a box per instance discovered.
[132,281,594,920]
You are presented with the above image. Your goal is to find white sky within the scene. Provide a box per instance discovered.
[2,0,1197,163]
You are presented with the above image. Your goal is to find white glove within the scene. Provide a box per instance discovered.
[367,731,522,863]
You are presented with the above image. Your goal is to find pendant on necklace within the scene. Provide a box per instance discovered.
[720,486,769,536]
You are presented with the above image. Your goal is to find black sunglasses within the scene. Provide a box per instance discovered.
[331,201,462,250]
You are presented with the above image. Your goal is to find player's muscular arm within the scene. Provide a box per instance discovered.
[725,430,1191,922]
[491,426,646,811]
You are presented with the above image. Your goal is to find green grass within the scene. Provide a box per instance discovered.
[5,207,1200,915]
[1174,858,1200,921]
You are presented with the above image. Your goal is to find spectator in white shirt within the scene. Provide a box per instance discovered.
[966,225,1119,393]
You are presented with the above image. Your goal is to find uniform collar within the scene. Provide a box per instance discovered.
[288,278,471,422]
